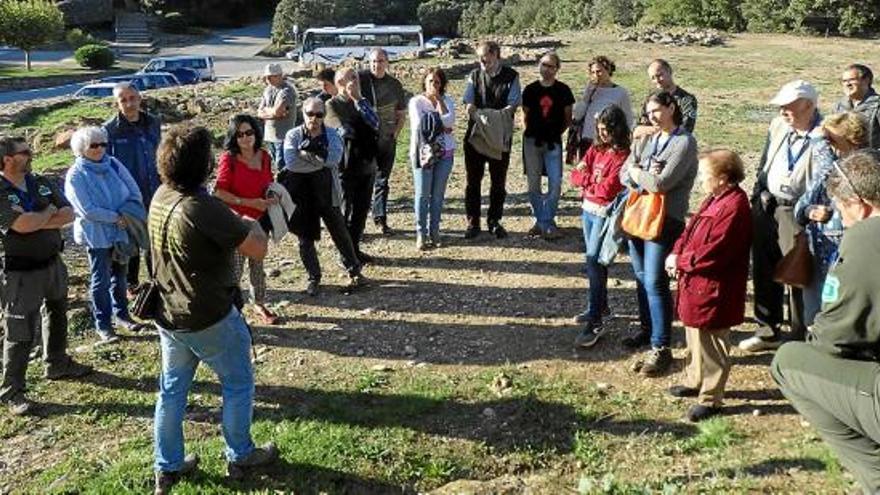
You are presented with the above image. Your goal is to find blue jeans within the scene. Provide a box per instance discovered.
[523,137,563,229]
[412,156,454,236]
[154,308,256,472]
[86,247,129,331]
[803,261,831,326]
[627,219,684,348]
[582,211,608,321]
[267,141,284,171]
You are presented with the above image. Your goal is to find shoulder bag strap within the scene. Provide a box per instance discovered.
[151,195,186,280]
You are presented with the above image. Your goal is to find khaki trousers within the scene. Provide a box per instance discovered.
[684,326,731,407]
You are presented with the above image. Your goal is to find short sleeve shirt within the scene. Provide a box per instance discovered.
[214,151,273,219]
[522,80,575,144]
[261,82,298,143]
[149,185,250,331]
[0,173,68,261]
[360,72,406,137]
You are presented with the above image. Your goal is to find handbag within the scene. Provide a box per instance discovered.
[773,232,814,288]
[621,189,666,240]
[131,196,185,321]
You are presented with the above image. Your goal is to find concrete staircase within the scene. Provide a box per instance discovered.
[113,11,158,55]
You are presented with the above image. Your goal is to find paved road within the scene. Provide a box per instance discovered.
[0,21,278,105]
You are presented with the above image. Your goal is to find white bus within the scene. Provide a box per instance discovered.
[287,24,424,65]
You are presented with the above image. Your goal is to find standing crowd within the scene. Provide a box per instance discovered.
[1,44,880,494]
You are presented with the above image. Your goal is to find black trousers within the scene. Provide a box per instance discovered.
[282,168,361,281]
[371,135,397,222]
[341,172,375,253]
[751,201,806,340]
[464,141,510,228]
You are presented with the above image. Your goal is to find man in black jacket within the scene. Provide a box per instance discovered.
[325,67,380,263]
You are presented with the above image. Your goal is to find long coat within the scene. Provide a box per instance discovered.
[672,186,752,329]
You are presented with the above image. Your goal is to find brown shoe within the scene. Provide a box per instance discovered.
[154,454,199,495]
[227,443,278,479]
[640,347,672,377]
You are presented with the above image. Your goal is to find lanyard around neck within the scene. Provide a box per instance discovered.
[651,127,681,159]
[786,114,820,172]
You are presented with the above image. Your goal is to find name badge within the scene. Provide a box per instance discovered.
[7,194,19,205]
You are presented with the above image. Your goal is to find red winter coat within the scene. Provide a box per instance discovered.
[672,186,752,329]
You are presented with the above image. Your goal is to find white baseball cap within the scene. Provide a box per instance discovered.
[263,63,284,77]
[769,79,818,106]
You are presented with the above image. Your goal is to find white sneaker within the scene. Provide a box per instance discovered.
[738,327,781,353]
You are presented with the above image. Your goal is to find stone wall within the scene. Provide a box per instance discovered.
[57,0,114,26]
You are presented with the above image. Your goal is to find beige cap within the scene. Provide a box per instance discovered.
[769,79,818,106]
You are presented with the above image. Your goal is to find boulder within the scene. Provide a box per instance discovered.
[53,129,75,150]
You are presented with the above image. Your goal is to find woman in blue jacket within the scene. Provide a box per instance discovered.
[65,126,145,343]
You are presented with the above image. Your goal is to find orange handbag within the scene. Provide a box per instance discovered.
[621,189,666,240]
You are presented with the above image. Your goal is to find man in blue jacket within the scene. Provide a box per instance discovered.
[104,82,161,290]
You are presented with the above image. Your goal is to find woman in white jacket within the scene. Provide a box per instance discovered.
[408,68,455,250]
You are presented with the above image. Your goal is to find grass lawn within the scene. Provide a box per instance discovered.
[0,29,869,494]
[0,64,92,80]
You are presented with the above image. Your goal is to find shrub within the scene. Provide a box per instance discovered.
[458,0,592,36]
[271,0,331,43]
[418,0,467,36]
[590,0,640,26]
[640,0,744,30]
[739,0,792,31]
[74,44,115,70]
[65,28,105,49]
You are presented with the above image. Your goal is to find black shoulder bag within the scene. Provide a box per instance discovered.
[131,196,186,321]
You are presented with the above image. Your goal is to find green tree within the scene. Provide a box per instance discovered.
[271,0,331,43]
[0,0,65,71]
[418,0,467,35]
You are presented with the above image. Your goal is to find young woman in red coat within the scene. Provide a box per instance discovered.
[664,149,752,421]
[569,105,631,348]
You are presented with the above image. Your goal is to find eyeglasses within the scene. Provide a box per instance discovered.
[540,62,558,69]
[841,77,861,84]
[305,111,325,118]
[236,129,256,138]
[89,142,108,150]
[832,160,864,203]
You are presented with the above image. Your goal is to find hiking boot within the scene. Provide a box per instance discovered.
[227,443,279,480]
[95,329,120,345]
[542,225,562,240]
[738,326,781,353]
[45,356,92,380]
[667,385,699,398]
[430,231,442,247]
[527,223,543,236]
[621,327,651,349]
[154,454,199,495]
[686,404,721,422]
[4,393,33,416]
[488,222,508,239]
[640,347,673,377]
[115,317,146,333]
[464,225,481,239]
[574,320,606,348]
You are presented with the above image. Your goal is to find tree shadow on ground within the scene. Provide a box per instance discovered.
[667,457,827,485]
[257,313,639,365]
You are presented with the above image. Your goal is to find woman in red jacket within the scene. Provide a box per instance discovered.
[665,149,752,421]
[570,105,631,348]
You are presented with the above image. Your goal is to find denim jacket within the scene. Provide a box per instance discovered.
[794,139,845,271]
[104,111,161,206]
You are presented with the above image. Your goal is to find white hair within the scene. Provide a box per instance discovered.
[302,96,324,114]
[70,126,108,158]
[112,81,139,99]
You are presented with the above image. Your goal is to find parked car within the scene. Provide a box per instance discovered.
[139,55,216,82]
[165,67,200,85]
[424,36,451,50]
[74,83,117,98]
[101,72,181,91]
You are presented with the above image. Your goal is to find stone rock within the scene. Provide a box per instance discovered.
[490,372,513,396]
[57,0,113,26]
[482,407,496,419]
[54,129,75,150]
[619,27,724,47]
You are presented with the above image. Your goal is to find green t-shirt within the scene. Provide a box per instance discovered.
[149,185,250,331]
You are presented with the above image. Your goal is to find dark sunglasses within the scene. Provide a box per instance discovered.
[236,129,256,138]
[89,142,108,150]
[305,111,325,118]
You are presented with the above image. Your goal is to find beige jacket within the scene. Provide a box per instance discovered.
[468,107,515,160]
